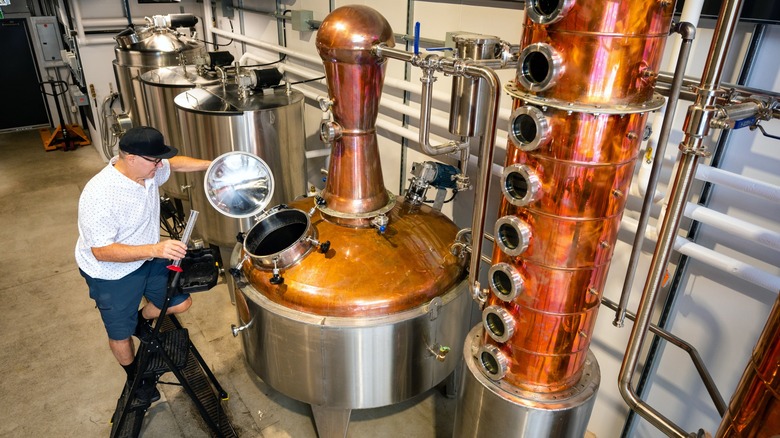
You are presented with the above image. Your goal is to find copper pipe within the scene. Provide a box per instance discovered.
[486,0,675,394]
[618,0,746,436]
[715,292,780,437]
[315,6,394,222]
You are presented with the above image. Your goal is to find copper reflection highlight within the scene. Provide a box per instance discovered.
[487,0,674,393]
[716,293,780,438]
[315,5,394,220]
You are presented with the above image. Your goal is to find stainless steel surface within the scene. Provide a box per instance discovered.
[233,275,470,409]
[454,326,599,438]
[449,33,501,137]
[618,1,745,436]
[142,66,219,201]
[613,22,696,328]
[113,26,205,128]
[175,85,307,248]
[204,151,275,219]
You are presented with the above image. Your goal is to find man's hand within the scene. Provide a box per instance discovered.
[154,240,187,261]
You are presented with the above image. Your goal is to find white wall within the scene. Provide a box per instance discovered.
[68,0,780,436]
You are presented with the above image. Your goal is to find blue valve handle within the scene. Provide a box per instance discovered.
[414,22,420,55]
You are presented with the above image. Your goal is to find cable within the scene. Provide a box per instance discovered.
[243,53,287,67]
[424,189,458,204]
[196,17,235,48]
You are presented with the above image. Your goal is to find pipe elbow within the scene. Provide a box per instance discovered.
[675,21,697,40]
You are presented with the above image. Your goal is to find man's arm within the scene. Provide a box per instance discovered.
[168,156,211,173]
[91,240,187,262]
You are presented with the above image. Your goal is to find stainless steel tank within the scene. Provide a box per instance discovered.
[141,66,219,203]
[174,85,307,250]
[208,6,470,438]
[113,18,206,127]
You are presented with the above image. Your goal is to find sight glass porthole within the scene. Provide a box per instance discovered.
[495,216,532,257]
[516,43,562,92]
[508,106,550,151]
[483,306,515,343]
[489,263,525,302]
[526,0,574,25]
[501,164,542,207]
[478,344,508,381]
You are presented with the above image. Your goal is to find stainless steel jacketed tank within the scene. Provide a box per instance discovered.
[113,15,206,128]
[175,84,307,267]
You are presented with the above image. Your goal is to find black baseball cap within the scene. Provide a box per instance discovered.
[119,126,178,159]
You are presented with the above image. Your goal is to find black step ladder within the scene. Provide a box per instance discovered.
[109,247,236,438]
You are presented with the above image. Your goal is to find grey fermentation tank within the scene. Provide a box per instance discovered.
[174,83,307,268]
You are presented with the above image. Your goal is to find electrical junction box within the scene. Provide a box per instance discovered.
[70,86,89,106]
[291,10,313,32]
[30,17,63,67]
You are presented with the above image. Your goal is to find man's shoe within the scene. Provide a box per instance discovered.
[133,379,160,405]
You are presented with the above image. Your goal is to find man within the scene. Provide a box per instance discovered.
[75,126,211,403]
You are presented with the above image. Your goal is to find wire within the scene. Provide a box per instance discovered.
[289,76,326,85]
[424,189,458,204]
[243,54,287,67]
[196,17,235,48]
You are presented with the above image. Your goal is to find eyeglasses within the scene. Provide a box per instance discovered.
[137,155,163,165]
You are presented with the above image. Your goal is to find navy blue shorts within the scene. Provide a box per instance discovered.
[80,258,190,340]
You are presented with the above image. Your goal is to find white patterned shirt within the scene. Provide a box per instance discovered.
[75,156,171,279]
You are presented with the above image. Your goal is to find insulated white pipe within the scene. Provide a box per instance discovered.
[683,203,780,251]
[80,18,145,28]
[69,1,121,46]
[620,215,780,292]
[695,165,780,202]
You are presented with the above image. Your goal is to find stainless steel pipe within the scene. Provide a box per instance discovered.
[617,1,746,436]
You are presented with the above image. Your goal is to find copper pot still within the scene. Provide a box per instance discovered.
[228,5,469,438]
[455,0,674,436]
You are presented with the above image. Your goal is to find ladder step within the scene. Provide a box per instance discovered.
[141,328,189,376]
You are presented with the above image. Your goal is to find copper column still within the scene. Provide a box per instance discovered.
[227,6,469,438]
[455,0,674,435]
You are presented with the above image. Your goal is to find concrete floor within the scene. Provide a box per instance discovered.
[0,130,457,437]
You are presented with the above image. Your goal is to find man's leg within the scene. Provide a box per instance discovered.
[109,337,135,366]
[140,296,192,320]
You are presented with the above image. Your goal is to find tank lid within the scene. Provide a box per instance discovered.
[204,151,276,219]
[140,66,221,87]
[174,84,304,114]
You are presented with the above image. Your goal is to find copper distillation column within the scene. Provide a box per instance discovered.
[455,0,674,435]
